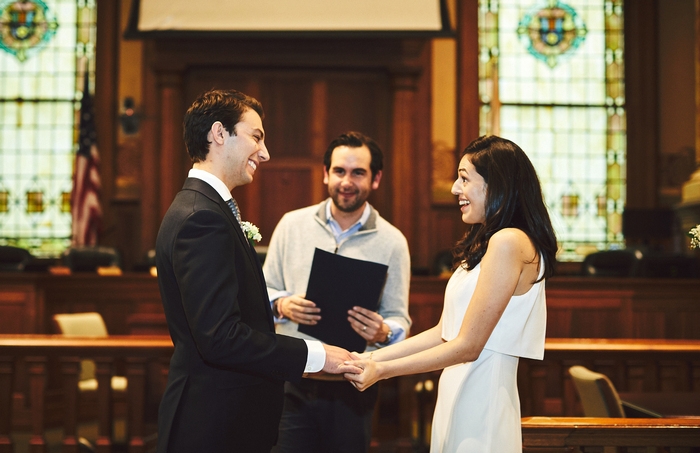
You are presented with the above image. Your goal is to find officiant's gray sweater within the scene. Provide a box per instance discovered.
[263,199,411,351]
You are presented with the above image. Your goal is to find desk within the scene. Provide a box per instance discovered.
[0,273,162,334]
[409,276,700,339]
[2,273,700,338]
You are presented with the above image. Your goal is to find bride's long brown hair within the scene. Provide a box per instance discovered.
[452,136,558,282]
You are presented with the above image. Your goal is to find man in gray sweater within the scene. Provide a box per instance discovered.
[264,131,411,453]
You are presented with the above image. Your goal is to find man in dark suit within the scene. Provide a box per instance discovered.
[156,89,360,453]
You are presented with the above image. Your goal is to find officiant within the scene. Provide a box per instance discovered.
[263,131,412,453]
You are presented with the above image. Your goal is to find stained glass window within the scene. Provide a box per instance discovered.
[479,0,625,261]
[0,0,96,257]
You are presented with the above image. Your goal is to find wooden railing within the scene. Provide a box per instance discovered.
[521,417,700,452]
[518,339,700,417]
[2,336,700,452]
[373,339,700,446]
[0,335,173,453]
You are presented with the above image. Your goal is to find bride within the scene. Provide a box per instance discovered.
[344,135,558,452]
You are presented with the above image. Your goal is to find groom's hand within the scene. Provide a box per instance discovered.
[320,345,362,374]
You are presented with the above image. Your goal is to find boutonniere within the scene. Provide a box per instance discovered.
[688,224,700,249]
[241,221,262,245]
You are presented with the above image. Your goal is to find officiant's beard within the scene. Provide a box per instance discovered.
[330,189,369,214]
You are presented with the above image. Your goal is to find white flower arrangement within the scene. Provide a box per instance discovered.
[688,224,700,249]
[241,221,262,244]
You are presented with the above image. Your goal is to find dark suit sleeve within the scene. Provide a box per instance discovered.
[172,207,307,380]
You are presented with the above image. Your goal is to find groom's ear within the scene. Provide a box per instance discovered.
[209,121,226,145]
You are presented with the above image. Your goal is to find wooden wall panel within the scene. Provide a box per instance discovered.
[175,68,395,243]
[632,308,670,338]
[139,40,161,263]
[95,1,680,273]
[39,276,162,335]
[94,0,120,254]
[625,1,660,209]
[389,73,419,248]
[326,75,392,218]
[258,166,315,239]
[138,35,429,271]
[409,276,700,340]
[633,298,700,339]
[184,70,254,105]
[456,0,479,154]
[158,74,187,219]
[546,293,631,338]
[428,208,468,270]
[325,75,390,143]
[255,75,315,159]
[677,309,700,338]
[3,274,699,340]
[0,283,37,333]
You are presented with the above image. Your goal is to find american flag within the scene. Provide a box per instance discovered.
[70,74,102,246]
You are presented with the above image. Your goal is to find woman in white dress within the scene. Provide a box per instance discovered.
[344,135,558,452]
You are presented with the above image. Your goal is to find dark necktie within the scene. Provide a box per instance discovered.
[226,198,242,224]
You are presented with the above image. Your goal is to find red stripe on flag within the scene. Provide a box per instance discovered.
[71,144,102,246]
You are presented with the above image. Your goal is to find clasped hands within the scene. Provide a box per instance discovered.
[344,350,378,392]
[278,294,382,390]
[318,345,377,391]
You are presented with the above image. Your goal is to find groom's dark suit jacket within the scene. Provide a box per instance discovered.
[155,178,308,453]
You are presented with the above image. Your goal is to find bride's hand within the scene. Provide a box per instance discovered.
[344,359,380,391]
[353,351,372,360]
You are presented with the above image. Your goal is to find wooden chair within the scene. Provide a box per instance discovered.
[580,249,642,277]
[60,246,121,272]
[568,365,661,418]
[52,311,129,446]
[0,245,32,271]
[52,312,128,393]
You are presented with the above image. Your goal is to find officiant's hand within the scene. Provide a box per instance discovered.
[277,294,321,325]
[348,306,388,344]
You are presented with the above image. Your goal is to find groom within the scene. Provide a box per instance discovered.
[155,89,360,453]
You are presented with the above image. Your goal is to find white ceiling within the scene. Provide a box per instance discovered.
[137,0,444,32]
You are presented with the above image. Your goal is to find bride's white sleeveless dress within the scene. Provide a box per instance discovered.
[430,260,546,453]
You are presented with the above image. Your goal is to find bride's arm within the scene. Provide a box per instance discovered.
[347,230,533,390]
[367,320,446,362]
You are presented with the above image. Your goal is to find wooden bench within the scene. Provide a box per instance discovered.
[372,339,700,446]
[3,336,700,452]
[0,335,173,453]
[518,339,700,417]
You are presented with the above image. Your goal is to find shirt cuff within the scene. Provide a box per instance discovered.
[304,339,326,373]
[383,319,406,345]
[269,290,292,323]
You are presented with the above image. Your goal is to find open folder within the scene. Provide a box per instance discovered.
[298,248,388,352]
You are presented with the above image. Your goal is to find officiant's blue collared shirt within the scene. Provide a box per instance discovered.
[326,199,370,245]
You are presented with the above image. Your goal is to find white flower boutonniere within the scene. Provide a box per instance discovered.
[688,224,700,249]
[241,221,262,245]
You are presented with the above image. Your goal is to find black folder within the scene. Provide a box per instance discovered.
[298,248,388,352]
